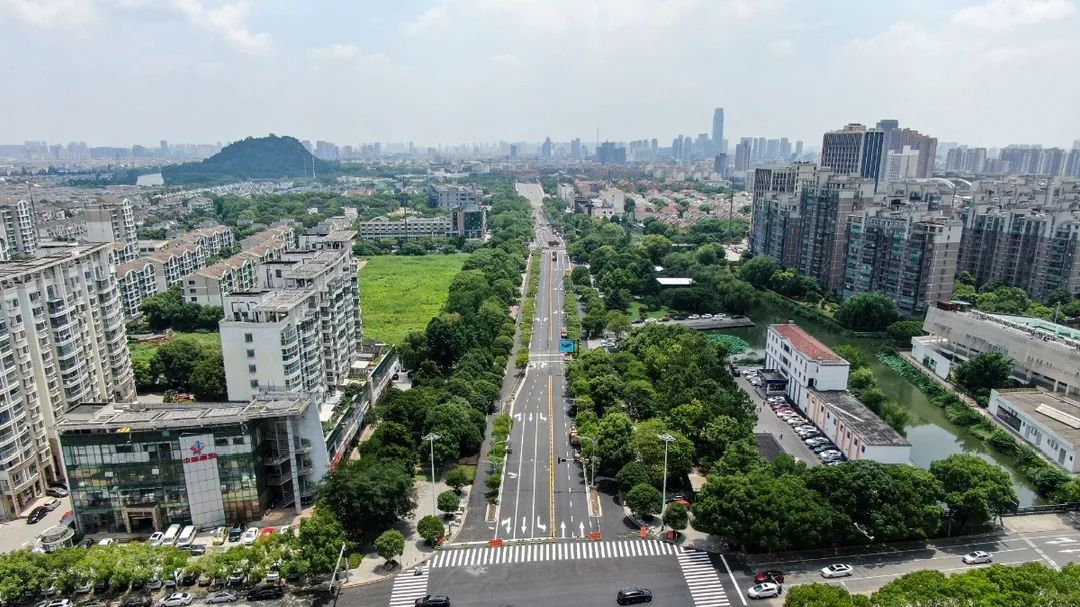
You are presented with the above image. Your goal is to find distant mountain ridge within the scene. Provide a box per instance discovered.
[161,134,332,184]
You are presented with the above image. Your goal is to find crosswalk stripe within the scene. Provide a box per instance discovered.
[676,550,730,607]
[429,540,684,569]
[387,567,429,607]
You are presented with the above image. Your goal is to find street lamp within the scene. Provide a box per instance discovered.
[422,432,440,516]
[580,436,598,488]
[658,433,675,530]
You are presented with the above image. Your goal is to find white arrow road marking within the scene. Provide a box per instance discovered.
[579,522,585,538]
[528,412,534,422]
[536,517,547,533]
[560,522,566,539]
[539,413,547,422]
[521,517,527,534]
[507,472,517,479]
[1059,548,1080,553]
[502,518,511,534]
[514,413,522,421]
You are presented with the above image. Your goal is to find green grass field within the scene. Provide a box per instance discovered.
[628,301,676,320]
[359,254,467,344]
[129,331,222,365]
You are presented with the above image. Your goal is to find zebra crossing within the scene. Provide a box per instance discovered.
[678,549,730,607]
[430,539,681,568]
[387,566,429,607]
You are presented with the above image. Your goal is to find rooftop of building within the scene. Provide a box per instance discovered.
[0,242,110,280]
[992,388,1080,445]
[989,314,1080,341]
[810,388,911,447]
[227,288,316,313]
[655,277,695,286]
[771,323,847,364]
[57,395,311,433]
[116,258,154,277]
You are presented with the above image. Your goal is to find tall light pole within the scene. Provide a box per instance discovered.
[423,432,440,516]
[580,436,598,488]
[658,433,675,530]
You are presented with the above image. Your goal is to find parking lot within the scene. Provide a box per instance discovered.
[0,495,74,553]
[735,367,845,467]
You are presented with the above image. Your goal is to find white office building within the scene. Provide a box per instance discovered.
[882,146,920,184]
[765,323,850,409]
[0,243,136,518]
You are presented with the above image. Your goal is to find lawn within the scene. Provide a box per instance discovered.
[359,254,467,344]
[129,332,221,365]
[628,301,676,320]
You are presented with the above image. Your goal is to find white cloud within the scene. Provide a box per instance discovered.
[309,43,395,71]
[169,0,272,54]
[952,0,1076,31]
[767,39,793,57]
[405,5,450,35]
[0,0,98,29]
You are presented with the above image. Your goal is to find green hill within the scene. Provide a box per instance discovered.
[162,134,333,184]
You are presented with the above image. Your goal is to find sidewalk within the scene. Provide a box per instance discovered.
[344,476,471,586]
[620,503,727,553]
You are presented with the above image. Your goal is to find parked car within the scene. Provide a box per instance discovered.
[35,600,70,607]
[812,444,836,454]
[246,586,284,601]
[43,498,62,511]
[818,449,842,459]
[754,571,785,584]
[821,564,854,578]
[187,545,206,556]
[160,593,191,607]
[45,487,68,498]
[805,437,830,446]
[228,523,244,543]
[688,314,700,320]
[211,527,227,545]
[205,591,240,604]
[265,571,280,585]
[121,596,152,607]
[227,570,246,587]
[82,602,108,607]
[702,313,713,319]
[98,538,115,546]
[746,583,781,599]
[148,532,165,546]
[616,587,653,605]
[413,595,450,607]
[241,527,259,546]
[963,551,993,564]
[27,506,49,524]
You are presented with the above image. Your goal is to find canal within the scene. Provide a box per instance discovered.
[715,299,1039,506]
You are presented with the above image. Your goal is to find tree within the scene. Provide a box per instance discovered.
[831,344,869,370]
[886,320,924,344]
[188,351,226,400]
[663,502,689,531]
[296,509,353,575]
[930,453,1017,528]
[847,368,876,394]
[739,255,778,289]
[445,467,472,493]
[953,352,1013,402]
[595,411,635,474]
[437,491,460,516]
[835,293,899,331]
[316,458,417,539]
[784,584,867,607]
[626,483,663,519]
[606,311,632,337]
[373,530,405,566]
[630,420,695,485]
[151,337,205,388]
[417,515,444,545]
[615,461,650,492]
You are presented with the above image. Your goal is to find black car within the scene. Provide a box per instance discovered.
[27,506,49,524]
[414,595,450,607]
[247,586,284,601]
[616,587,653,605]
[121,595,152,607]
[227,523,244,542]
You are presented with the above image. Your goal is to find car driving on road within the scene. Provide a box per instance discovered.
[414,595,450,607]
[821,563,854,578]
[616,587,653,604]
[962,550,993,564]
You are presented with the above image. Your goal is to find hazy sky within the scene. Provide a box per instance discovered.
[2,0,1078,148]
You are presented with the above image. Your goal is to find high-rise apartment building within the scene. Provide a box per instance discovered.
[821,124,885,185]
[883,146,920,184]
[0,243,136,517]
[0,198,38,260]
[83,198,139,263]
[875,119,937,179]
[845,205,961,315]
[750,163,818,268]
[795,141,804,158]
[220,248,359,403]
[734,139,752,174]
[541,137,552,158]
[570,138,581,159]
[796,172,876,293]
[712,108,725,155]
[957,177,1080,300]
[1066,149,1080,178]
[945,147,988,173]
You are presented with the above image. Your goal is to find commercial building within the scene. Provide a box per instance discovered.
[57,395,328,533]
[557,183,576,204]
[844,206,961,315]
[988,389,1080,473]
[0,243,136,518]
[957,177,1080,300]
[764,323,850,409]
[83,198,139,263]
[0,198,38,260]
[712,108,725,155]
[820,124,885,185]
[914,305,1080,397]
[804,389,912,464]
[427,184,480,209]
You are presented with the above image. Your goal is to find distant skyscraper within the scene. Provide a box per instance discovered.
[754,137,768,160]
[570,138,581,158]
[734,141,751,173]
[683,136,693,159]
[780,138,791,160]
[820,123,885,185]
[541,137,552,158]
[883,146,920,184]
[672,136,683,160]
[712,108,725,155]
[795,140,804,158]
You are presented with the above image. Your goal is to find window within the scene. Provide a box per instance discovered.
[246,349,255,358]
[215,437,229,447]
[244,333,253,343]
[249,380,259,389]
[248,365,256,373]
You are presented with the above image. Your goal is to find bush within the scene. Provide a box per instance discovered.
[988,428,1019,456]
[417,515,444,545]
[626,483,663,519]
[347,552,363,568]
[445,466,473,492]
[616,461,651,492]
[437,490,460,515]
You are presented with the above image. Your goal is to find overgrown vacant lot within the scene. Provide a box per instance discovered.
[129,331,221,365]
[359,254,467,344]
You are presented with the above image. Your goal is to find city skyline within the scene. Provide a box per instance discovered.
[1,0,1078,147]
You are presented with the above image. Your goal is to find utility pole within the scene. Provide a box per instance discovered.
[658,433,675,530]
[423,432,440,516]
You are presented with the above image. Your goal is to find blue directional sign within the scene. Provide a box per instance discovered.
[559,339,576,353]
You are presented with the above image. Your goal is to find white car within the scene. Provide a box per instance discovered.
[688,314,700,320]
[148,532,164,546]
[205,591,240,604]
[962,551,993,564]
[97,538,115,546]
[702,313,713,319]
[746,582,781,599]
[160,593,192,607]
[821,563,854,578]
[241,526,259,546]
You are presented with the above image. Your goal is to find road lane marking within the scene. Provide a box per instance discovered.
[1020,533,1060,570]
[678,550,732,607]
[387,567,429,607]
[430,540,680,568]
[719,554,747,606]
[548,374,556,538]
[756,538,1030,567]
